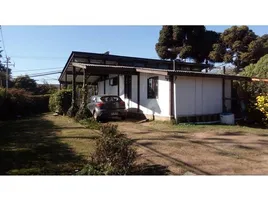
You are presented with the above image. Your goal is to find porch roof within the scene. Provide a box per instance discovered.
[59,62,252,84]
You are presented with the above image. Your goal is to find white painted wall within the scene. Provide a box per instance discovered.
[97,73,171,117]
[138,74,170,117]
[98,81,104,94]
[97,74,118,95]
[97,73,231,118]
[175,76,223,116]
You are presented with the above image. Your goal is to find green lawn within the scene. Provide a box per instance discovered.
[0,113,99,175]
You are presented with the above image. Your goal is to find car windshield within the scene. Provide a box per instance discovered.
[100,96,121,102]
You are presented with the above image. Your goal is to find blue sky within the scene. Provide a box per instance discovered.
[1,25,268,84]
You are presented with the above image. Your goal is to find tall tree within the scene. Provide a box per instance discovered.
[155,26,220,63]
[13,75,37,93]
[209,26,268,73]
[240,54,268,95]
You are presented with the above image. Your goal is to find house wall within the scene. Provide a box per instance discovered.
[98,81,104,94]
[175,76,223,117]
[97,73,171,119]
[138,73,170,118]
[224,79,232,111]
[97,73,232,120]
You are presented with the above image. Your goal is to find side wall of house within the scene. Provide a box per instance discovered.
[175,76,226,117]
[224,79,232,111]
[97,73,171,119]
[139,73,170,118]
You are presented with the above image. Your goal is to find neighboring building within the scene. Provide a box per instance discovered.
[59,51,251,123]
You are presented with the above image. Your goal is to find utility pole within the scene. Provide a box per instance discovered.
[3,56,15,94]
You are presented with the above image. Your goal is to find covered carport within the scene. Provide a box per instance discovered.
[58,62,139,112]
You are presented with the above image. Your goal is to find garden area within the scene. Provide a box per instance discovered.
[0,46,268,175]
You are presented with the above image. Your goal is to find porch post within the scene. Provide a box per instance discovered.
[222,78,225,112]
[83,69,86,86]
[118,74,120,96]
[64,71,67,89]
[231,80,233,111]
[104,76,106,94]
[169,75,174,120]
[72,66,76,106]
[137,72,140,112]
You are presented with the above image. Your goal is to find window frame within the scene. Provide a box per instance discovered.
[147,76,158,99]
[109,76,118,86]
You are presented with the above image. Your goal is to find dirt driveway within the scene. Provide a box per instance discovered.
[114,120,268,175]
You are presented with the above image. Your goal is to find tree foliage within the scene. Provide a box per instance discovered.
[241,54,268,78]
[155,26,220,63]
[209,26,268,72]
[240,54,268,95]
[36,83,58,95]
[13,75,37,93]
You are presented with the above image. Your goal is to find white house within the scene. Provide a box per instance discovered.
[59,51,251,123]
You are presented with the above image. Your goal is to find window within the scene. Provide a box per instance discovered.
[147,76,158,99]
[109,77,118,86]
[124,75,132,99]
[101,96,122,102]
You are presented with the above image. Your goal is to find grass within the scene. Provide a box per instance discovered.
[149,120,267,135]
[79,118,101,130]
[0,113,99,175]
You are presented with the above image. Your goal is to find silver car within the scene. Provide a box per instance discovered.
[87,95,126,121]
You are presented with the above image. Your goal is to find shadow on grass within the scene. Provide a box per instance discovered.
[0,114,87,175]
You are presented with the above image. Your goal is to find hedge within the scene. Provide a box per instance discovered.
[0,88,50,120]
[49,89,72,115]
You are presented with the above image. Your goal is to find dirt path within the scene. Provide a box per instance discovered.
[114,121,268,175]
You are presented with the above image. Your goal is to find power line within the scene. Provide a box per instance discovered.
[10,55,67,60]
[0,25,7,57]
[13,67,62,72]
[13,71,61,78]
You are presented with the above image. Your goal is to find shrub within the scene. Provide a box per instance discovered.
[78,124,138,175]
[49,89,72,115]
[0,88,5,107]
[0,88,50,120]
[75,106,91,121]
[79,118,100,130]
[255,95,268,124]
[31,95,50,113]
[67,104,78,117]
[75,85,91,120]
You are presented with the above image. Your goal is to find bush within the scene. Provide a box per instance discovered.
[0,88,50,120]
[78,124,138,175]
[75,106,91,121]
[49,89,72,115]
[67,104,78,117]
[255,95,268,124]
[79,118,100,130]
[31,95,50,113]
